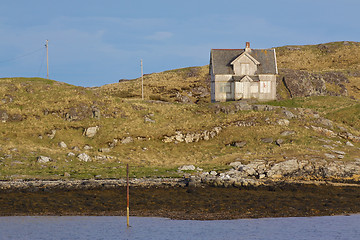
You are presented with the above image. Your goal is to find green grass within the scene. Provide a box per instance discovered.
[266,96,357,111]
[326,103,360,129]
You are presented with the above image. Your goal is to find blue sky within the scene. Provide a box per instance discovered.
[0,0,359,87]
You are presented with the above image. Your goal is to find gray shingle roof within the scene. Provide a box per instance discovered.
[210,48,277,75]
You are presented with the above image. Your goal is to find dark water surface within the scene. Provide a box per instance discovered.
[0,215,359,240]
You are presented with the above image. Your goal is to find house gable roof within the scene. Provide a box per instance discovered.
[210,48,277,75]
[230,52,260,65]
[232,75,260,82]
[239,75,253,82]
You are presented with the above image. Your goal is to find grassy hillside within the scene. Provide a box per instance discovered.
[99,66,210,104]
[276,41,360,99]
[0,42,359,180]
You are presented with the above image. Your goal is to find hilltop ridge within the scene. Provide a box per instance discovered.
[0,41,359,183]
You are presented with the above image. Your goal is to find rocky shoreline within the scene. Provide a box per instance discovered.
[0,176,359,193]
[199,158,360,188]
[0,178,187,191]
[1,156,360,192]
[1,158,360,220]
[1,179,360,220]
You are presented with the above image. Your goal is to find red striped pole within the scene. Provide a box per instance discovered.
[127,164,130,227]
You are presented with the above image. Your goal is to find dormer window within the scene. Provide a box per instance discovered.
[240,63,249,75]
[231,52,260,76]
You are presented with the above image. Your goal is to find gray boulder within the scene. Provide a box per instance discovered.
[332,150,346,155]
[178,165,196,171]
[58,141,67,148]
[37,156,51,163]
[47,129,56,139]
[209,171,217,176]
[0,110,9,122]
[235,102,252,111]
[232,141,247,148]
[121,136,133,144]
[84,126,99,138]
[77,153,91,162]
[92,109,101,119]
[282,109,295,119]
[239,165,257,176]
[277,119,290,126]
[72,146,80,151]
[229,161,243,169]
[184,133,195,143]
[163,136,175,143]
[144,114,155,123]
[280,130,296,136]
[275,139,284,146]
[267,159,300,178]
[144,116,155,123]
[311,126,337,138]
[318,118,334,128]
[67,152,75,157]
[83,145,93,150]
[177,93,193,104]
[261,138,273,143]
[99,148,111,153]
[325,153,336,159]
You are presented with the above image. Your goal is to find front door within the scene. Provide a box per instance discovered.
[243,82,250,99]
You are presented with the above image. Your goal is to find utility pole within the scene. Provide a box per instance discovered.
[141,59,144,100]
[45,40,49,79]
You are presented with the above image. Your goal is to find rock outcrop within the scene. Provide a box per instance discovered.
[64,104,100,121]
[199,158,360,187]
[280,69,349,97]
[163,127,222,143]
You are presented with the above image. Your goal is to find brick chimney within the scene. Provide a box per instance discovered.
[245,42,251,52]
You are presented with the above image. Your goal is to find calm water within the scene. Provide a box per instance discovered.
[0,215,359,240]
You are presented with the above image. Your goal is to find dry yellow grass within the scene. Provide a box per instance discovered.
[98,65,210,103]
[276,41,360,72]
[0,42,360,180]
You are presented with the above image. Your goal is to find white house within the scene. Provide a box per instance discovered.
[210,42,278,102]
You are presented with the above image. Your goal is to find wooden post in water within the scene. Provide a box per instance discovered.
[126,164,130,228]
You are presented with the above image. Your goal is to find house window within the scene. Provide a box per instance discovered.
[260,81,271,93]
[240,64,250,75]
[219,82,231,93]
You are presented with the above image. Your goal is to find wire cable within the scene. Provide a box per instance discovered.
[37,47,47,77]
[0,47,45,64]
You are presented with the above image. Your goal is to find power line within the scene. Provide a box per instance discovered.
[0,47,45,64]
[37,46,47,77]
